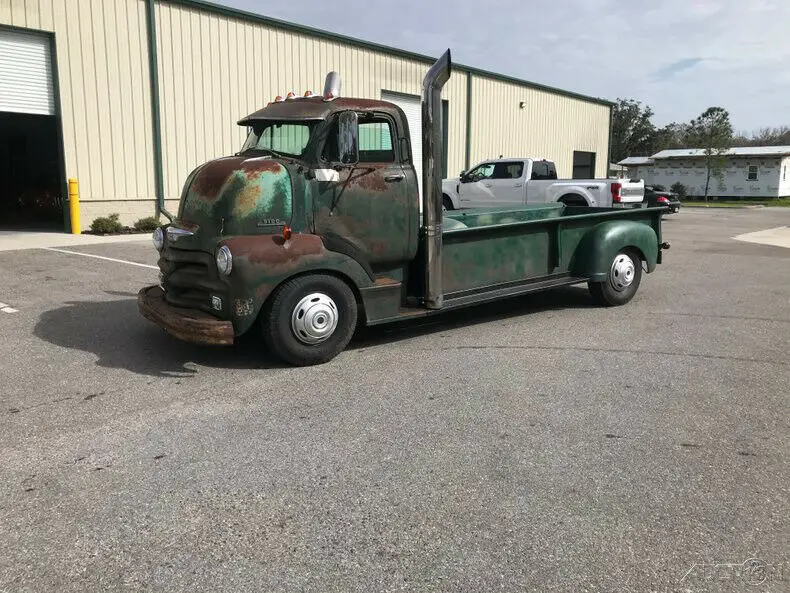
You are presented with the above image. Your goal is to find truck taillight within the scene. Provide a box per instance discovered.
[611,182,622,203]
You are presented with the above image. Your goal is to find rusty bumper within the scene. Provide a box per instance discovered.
[137,285,235,346]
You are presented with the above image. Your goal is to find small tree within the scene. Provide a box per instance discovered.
[686,107,733,202]
[670,182,687,200]
[611,98,658,162]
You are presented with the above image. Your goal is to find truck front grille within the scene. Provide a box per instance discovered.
[159,247,227,314]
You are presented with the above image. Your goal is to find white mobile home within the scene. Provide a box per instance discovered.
[619,147,790,198]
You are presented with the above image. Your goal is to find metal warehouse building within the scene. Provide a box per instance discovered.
[0,0,613,231]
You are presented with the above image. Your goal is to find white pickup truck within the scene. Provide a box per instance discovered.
[442,158,644,210]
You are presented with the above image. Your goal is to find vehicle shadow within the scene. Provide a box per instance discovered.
[33,295,279,378]
[33,286,596,376]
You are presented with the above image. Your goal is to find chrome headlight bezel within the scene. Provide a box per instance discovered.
[152,227,164,251]
[216,245,233,276]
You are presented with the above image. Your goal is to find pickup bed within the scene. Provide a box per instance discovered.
[442,158,644,210]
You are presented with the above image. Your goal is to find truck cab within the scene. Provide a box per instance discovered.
[139,50,668,367]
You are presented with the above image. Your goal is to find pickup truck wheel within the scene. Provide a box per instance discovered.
[262,274,358,366]
[588,249,642,306]
[559,195,587,207]
[442,195,453,211]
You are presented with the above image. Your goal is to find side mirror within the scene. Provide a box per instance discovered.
[337,111,359,165]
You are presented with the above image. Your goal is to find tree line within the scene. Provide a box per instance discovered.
[612,99,788,200]
[611,98,790,163]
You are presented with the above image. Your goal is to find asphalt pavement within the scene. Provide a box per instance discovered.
[1,208,788,592]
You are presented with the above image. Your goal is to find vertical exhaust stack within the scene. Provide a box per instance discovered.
[421,49,452,309]
[323,71,341,100]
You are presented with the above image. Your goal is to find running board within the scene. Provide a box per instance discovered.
[366,276,588,326]
[441,276,588,310]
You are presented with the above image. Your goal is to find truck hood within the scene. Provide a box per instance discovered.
[175,155,293,238]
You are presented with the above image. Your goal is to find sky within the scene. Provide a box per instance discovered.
[214,0,789,133]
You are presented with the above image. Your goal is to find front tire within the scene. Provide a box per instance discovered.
[588,249,642,306]
[261,274,358,366]
[442,195,454,211]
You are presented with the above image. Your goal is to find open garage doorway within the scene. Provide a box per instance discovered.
[0,27,65,230]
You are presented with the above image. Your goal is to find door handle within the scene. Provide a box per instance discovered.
[384,173,405,182]
[514,183,523,187]
[483,183,493,187]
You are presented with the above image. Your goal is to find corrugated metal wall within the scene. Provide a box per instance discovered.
[2,0,610,224]
[0,0,155,210]
[470,76,610,178]
[153,1,469,204]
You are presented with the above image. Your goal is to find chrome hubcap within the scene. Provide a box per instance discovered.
[609,254,635,291]
[291,292,339,344]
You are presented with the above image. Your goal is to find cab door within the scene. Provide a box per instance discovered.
[485,161,526,205]
[458,162,495,207]
[313,112,415,269]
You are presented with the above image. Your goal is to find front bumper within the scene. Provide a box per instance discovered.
[138,285,235,346]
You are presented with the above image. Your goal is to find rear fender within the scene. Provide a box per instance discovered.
[570,220,658,281]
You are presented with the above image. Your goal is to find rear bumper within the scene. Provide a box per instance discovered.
[613,202,645,209]
[137,285,235,346]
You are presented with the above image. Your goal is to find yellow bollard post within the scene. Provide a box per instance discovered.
[68,178,81,234]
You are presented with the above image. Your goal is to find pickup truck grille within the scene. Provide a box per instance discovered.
[158,247,227,314]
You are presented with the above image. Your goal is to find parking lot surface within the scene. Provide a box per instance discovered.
[1,208,788,592]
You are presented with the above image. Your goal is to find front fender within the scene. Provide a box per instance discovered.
[570,220,658,281]
[220,234,373,335]
[442,179,461,208]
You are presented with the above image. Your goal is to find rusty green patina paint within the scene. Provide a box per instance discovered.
[148,93,665,346]
[179,156,293,237]
[441,205,661,295]
[218,233,374,335]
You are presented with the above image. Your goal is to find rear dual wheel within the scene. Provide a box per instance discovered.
[261,274,358,366]
[588,249,642,306]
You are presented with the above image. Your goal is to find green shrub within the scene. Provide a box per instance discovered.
[133,216,160,232]
[90,213,123,234]
[670,182,688,200]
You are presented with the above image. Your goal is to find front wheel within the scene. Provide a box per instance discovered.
[442,195,454,211]
[261,274,358,366]
[588,249,642,306]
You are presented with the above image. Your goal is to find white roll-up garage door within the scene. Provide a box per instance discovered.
[381,91,423,204]
[0,28,55,115]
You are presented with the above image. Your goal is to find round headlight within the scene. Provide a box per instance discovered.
[152,227,164,251]
[216,245,233,276]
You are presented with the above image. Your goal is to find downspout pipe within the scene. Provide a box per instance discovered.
[421,49,452,310]
[145,0,173,221]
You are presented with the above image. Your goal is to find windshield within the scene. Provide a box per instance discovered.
[240,121,315,157]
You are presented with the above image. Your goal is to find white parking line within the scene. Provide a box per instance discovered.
[42,247,159,269]
[0,302,18,314]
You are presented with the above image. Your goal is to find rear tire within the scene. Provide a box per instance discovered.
[559,194,588,207]
[588,249,642,306]
[261,274,358,366]
[442,195,454,211]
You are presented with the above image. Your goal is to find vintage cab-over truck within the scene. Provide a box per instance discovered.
[138,50,670,366]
